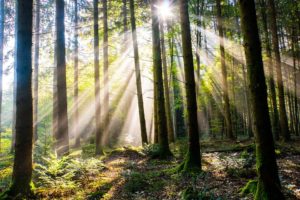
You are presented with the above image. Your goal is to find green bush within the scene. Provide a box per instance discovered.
[142,143,161,157]
[33,154,105,191]
[123,171,148,193]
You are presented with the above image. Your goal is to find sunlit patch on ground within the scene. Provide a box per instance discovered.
[1,140,299,199]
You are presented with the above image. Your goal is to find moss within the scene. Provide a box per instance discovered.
[176,151,201,174]
[240,179,257,196]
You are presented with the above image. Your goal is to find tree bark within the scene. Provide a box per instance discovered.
[216,0,234,140]
[178,0,201,171]
[94,0,102,155]
[150,0,171,157]
[10,0,34,196]
[74,0,80,148]
[129,0,148,145]
[239,0,284,199]
[103,0,109,136]
[267,0,290,141]
[259,0,280,140]
[160,20,174,143]
[55,0,69,156]
[167,21,186,138]
[33,0,40,142]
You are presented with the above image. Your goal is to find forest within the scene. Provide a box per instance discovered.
[0,0,299,199]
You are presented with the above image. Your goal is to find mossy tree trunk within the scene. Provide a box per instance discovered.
[129,0,148,145]
[238,0,284,199]
[10,0,34,196]
[178,0,201,172]
[55,0,69,156]
[150,0,171,157]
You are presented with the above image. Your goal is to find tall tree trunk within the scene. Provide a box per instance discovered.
[150,0,171,157]
[0,0,4,152]
[267,0,290,141]
[11,8,17,154]
[154,86,158,143]
[103,0,109,136]
[167,22,186,138]
[74,0,80,147]
[241,64,253,138]
[9,0,34,196]
[94,0,102,155]
[129,0,148,144]
[52,46,58,144]
[216,0,234,140]
[239,0,284,199]
[55,0,69,156]
[291,27,299,136]
[33,0,40,142]
[259,0,280,140]
[178,0,201,172]
[160,21,174,143]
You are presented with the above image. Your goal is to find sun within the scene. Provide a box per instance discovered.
[155,1,173,20]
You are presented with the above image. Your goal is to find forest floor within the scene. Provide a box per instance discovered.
[0,139,300,200]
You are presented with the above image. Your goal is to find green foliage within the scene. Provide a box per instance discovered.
[240,150,250,159]
[180,186,222,200]
[123,171,148,193]
[170,137,188,159]
[0,129,12,155]
[33,133,53,164]
[33,154,105,192]
[82,143,96,158]
[240,180,258,196]
[142,143,161,157]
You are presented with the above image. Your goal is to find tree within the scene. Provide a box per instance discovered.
[238,0,284,199]
[33,0,40,142]
[258,0,280,140]
[55,0,69,156]
[9,0,34,196]
[178,0,201,172]
[0,0,4,152]
[150,0,171,157]
[160,19,175,143]
[267,0,290,141]
[216,0,234,140]
[167,21,186,138]
[74,0,80,147]
[94,0,102,155]
[103,0,109,137]
[129,0,148,144]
